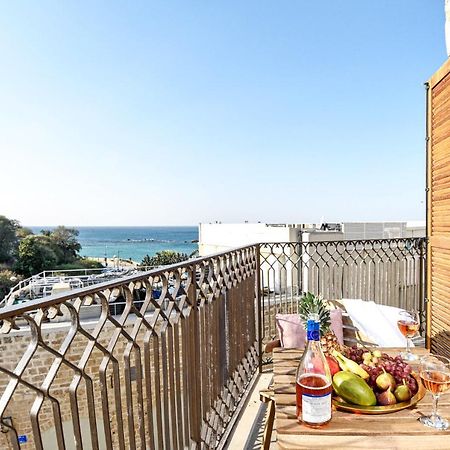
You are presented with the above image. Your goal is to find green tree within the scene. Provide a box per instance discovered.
[140,250,189,267]
[16,226,33,240]
[0,215,20,263]
[41,226,81,264]
[16,235,58,276]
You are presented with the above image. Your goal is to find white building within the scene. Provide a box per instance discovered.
[199,221,425,256]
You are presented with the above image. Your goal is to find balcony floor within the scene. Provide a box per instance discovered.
[226,371,275,449]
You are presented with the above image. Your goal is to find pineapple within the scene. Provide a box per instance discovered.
[298,292,341,356]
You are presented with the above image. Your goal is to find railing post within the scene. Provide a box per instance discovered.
[187,263,202,447]
[298,236,303,296]
[256,244,262,373]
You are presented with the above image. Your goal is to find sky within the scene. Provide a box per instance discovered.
[0,1,446,226]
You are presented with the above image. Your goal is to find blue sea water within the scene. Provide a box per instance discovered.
[29,226,199,263]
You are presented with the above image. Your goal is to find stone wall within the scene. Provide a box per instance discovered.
[0,317,166,449]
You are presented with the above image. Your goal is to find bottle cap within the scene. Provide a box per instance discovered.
[307,314,320,341]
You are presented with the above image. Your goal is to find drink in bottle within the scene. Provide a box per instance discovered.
[295,314,332,427]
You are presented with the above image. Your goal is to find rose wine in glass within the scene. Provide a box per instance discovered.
[397,310,420,361]
[419,354,450,430]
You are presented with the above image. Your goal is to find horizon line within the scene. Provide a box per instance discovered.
[26,224,200,228]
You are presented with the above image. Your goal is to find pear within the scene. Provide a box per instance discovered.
[377,389,397,406]
[394,381,412,402]
[375,369,396,391]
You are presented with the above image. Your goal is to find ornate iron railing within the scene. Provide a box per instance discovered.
[259,238,427,342]
[0,246,259,449]
[0,238,427,448]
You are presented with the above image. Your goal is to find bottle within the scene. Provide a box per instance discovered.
[295,313,332,427]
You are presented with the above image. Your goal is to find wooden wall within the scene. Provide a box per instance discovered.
[427,59,450,357]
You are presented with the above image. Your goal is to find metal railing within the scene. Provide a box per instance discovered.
[0,238,427,448]
[260,238,427,342]
[2,266,160,309]
[0,246,259,449]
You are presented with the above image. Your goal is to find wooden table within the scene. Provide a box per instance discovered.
[273,347,450,449]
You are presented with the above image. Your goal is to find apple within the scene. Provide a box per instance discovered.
[326,355,341,376]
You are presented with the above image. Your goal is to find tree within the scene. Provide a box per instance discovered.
[140,250,189,267]
[41,226,81,264]
[0,215,20,263]
[16,235,58,276]
[16,226,33,240]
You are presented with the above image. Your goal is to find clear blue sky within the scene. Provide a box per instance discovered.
[0,1,445,226]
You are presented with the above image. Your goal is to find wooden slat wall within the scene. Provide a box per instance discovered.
[427,59,450,357]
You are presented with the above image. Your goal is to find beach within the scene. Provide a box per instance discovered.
[88,256,138,269]
[30,226,199,264]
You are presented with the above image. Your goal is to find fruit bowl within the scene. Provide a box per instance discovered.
[332,373,426,415]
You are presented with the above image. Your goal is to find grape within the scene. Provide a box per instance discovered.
[409,377,418,394]
[345,349,415,392]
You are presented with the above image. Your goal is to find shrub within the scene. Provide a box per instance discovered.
[140,250,189,267]
[54,259,104,271]
[0,270,22,300]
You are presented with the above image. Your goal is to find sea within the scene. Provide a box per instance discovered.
[29,226,199,263]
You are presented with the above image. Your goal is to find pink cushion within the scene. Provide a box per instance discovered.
[276,309,344,349]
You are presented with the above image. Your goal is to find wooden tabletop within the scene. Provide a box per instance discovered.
[273,347,450,449]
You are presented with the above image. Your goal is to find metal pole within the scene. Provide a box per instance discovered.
[255,244,262,373]
[298,231,303,296]
[424,81,431,350]
[419,239,425,334]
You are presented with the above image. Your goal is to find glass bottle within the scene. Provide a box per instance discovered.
[295,313,332,427]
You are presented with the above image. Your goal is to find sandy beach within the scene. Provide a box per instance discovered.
[88,256,138,269]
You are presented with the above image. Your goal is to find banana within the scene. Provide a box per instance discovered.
[331,349,370,380]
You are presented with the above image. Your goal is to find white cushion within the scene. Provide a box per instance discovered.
[340,299,411,347]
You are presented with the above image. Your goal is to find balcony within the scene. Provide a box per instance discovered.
[0,237,430,449]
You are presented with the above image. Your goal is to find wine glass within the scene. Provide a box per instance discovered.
[397,310,420,361]
[419,354,450,430]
